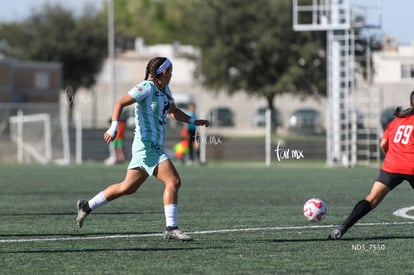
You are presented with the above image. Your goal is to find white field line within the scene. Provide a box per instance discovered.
[0,233,162,244]
[393,206,414,220]
[2,221,414,244]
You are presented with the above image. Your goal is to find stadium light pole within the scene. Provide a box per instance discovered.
[107,0,116,113]
[265,108,271,167]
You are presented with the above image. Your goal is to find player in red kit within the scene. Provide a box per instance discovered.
[329,91,414,240]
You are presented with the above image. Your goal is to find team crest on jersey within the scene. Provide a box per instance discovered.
[135,85,142,91]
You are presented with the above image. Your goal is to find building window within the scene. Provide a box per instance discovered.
[35,72,50,89]
[401,64,414,80]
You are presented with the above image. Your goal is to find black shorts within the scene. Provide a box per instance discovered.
[376,169,414,190]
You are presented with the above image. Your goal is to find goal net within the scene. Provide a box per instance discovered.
[8,105,70,164]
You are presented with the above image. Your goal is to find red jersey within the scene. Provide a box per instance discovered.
[381,114,414,175]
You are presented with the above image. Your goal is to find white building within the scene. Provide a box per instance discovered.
[372,37,414,109]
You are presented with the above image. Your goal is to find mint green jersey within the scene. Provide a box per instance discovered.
[128,80,173,146]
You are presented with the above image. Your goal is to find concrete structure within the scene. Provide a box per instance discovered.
[372,37,414,109]
[0,58,62,103]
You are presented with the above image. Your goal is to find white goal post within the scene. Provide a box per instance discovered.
[8,109,70,164]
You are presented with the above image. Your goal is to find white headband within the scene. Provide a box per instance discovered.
[155,58,172,75]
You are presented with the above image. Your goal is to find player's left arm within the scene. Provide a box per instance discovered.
[168,102,209,127]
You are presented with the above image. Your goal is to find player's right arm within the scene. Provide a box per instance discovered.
[104,94,136,144]
[380,121,392,155]
[380,138,389,155]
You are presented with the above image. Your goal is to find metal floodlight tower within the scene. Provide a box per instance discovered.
[293,0,362,167]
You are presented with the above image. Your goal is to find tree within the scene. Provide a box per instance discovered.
[101,0,193,49]
[0,3,107,120]
[183,0,326,110]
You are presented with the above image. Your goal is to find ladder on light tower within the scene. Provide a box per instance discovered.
[292,0,382,167]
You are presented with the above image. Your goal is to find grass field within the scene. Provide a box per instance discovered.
[1,162,414,274]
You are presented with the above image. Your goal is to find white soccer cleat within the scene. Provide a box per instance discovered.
[163,227,193,241]
[76,199,91,228]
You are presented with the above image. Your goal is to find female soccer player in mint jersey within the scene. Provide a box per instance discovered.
[329,91,414,240]
[76,57,209,241]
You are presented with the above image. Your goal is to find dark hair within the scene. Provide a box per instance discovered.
[394,90,414,118]
[144,57,168,80]
[411,90,414,105]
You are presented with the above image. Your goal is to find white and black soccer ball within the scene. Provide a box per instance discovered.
[303,198,327,221]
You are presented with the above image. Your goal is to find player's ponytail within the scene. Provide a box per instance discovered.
[394,106,414,118]
[394,91,414,118]
[144,57,168,80]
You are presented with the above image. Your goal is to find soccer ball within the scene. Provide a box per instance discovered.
[303,198,327,221]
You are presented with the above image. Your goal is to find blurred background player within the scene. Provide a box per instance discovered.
[185,103,199,165]
[173,103,198,165]
[105,116,126,165]
[173,128,189,164]
[329,91,414,240]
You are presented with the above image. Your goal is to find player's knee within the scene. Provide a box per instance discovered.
[365,196,383,209]
[174,176,181,189]
[124,186,138,195]
[118,182,139,195]
[167,176,181,190]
